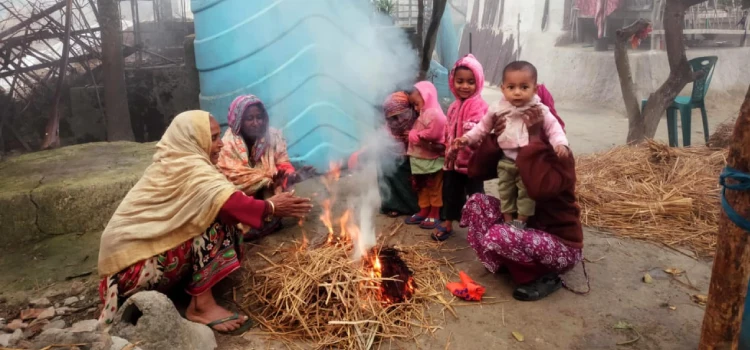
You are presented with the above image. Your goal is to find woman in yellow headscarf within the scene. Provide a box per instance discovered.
[97,111,312,334]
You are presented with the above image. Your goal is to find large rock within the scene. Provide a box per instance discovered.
[109,291,216,350]
[0,142,154,246]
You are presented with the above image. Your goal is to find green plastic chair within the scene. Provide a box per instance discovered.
[641,56,718,147]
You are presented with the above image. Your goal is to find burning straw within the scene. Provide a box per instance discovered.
[576,140,727,257]
[240,240,455,349]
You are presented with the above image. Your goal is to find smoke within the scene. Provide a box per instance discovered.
[276,1,417,259]
[345,127,404,260]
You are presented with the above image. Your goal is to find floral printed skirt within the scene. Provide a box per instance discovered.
[98,218,244,324]
[460,194,582,284]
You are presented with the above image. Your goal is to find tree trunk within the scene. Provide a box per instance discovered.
[418,0,447,80]
[614,19,651,143]
[624,0,706,144]
[99,0,134,141]
[41,0,73,150]
[698,84,750,350]
[417,0,424,51]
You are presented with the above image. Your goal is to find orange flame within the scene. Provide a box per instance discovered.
[320,199,334,244]
[321,161,342,191]
[339,210,351,241]
[298,219,308,250]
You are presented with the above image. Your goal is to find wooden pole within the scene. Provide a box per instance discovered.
[699,84,750,350]
[40,0,73,150]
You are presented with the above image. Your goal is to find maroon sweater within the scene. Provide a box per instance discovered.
[516,136,583,249]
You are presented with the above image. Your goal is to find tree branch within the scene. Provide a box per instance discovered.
[615,18,651,144]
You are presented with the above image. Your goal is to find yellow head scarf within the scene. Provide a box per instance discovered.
[98,110,237,276]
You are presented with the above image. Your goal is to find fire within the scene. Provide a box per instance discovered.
[298,219,308,250]
[338,210,351,241]
[364,248,416,305]
[320,199,334,244]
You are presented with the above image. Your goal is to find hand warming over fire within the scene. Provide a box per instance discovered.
[267,191,313,218]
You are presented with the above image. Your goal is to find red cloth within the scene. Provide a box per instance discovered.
[446,271,486,301]
[516,136,583,248]
[219,191,267,230]
[537,84,564,131]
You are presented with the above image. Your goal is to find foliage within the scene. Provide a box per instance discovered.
[373,0,396,15]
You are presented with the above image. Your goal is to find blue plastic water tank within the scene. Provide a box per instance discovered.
[191,0,408,170]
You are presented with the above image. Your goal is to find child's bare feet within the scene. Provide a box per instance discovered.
[186,291,248,333]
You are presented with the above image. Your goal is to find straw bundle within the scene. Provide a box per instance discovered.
[576,140,727,257]
[239,242,455,349]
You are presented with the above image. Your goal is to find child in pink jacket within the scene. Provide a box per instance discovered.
[432,54,489,241]
[405,81,448,230]
[453,61,569,229]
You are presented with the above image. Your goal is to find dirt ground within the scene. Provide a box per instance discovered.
[0,99,732,349]
[212,173,711,350]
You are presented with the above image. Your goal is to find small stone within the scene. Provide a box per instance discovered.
[24,319,48,338]
[20,308,45,321]
[54,303,61,308]
[63,296,79,306]
[37,307,56,320]
[70,319,99,333]
[29,297,51,308]
[9,329,24,346]
[70,281,86,296]
[0,333,12,347]
[56,307,75,315]
[5,319,27,332]
[43,319,66,331]
[110,336,144,350]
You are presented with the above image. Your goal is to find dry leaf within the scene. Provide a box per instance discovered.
[692,294,708,305]
[664,268,684,276]
[642,273,653,284]
[512,331,524,342]
[614,321,633,330]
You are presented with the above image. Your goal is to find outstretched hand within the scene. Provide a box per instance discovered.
[268,191,312,218]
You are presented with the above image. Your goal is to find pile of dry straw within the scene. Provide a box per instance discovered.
[576,140,727,257]
[238,239,457,349]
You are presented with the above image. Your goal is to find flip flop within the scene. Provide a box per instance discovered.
[419,218,440,230]
[431,225,454,241]
[206,313,254,336]
[405,215,426,225]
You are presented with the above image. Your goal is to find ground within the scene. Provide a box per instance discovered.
[0,95,737,349]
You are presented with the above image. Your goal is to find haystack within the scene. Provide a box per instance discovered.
[576,140,726,257]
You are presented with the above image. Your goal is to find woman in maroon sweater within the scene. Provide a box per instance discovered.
[461,113,583,301]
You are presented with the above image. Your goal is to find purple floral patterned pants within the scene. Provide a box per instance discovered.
[460,194,582,284]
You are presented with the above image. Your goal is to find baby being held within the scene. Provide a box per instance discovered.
[450,61,569,229]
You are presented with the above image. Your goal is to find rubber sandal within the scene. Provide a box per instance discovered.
[405,215,426,225]
[419,218,440,230]
[512,273,562,302]
[206,313,254,336]
[431,225,454,241]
